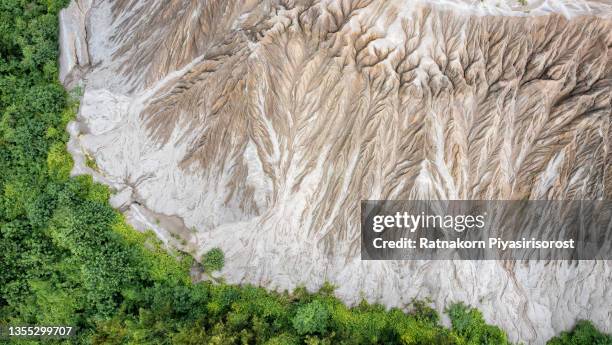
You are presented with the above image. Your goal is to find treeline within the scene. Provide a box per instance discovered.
[0,1,610,344]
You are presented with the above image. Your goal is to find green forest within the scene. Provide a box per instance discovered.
[0,1,610,344]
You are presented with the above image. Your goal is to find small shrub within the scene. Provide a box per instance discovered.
[202,247,225,272]
[47,142,73,180]
[410,299,439,324]
[264,333,299,345]
[547,320,612,345]
[447,302,509,345]
[292,300,330,336]
[85,153,99,171]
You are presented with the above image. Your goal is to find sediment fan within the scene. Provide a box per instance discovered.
[59,0,611,343]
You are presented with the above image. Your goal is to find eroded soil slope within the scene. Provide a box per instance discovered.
[61,0,611,343]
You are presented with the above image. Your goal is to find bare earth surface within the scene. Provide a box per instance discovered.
[60,0,612,343]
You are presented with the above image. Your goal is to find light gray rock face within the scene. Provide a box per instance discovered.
[59,0,93,86]
[61,0,612,343]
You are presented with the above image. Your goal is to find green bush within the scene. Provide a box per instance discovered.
[264,333,300,345]
[547,320,612,345]
[292,300,330,335]
[447,302,510,345]
[202,247,225,272]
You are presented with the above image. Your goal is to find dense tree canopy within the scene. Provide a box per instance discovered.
[0,1,610,344]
